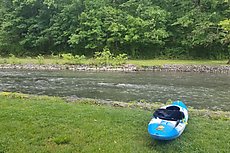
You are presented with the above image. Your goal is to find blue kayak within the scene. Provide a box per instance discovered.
[148,101,188,140]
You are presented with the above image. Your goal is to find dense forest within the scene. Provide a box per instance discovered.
[0,0,229,59]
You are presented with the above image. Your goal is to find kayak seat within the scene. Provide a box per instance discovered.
[153,109,185,121]
[166,106,180,111]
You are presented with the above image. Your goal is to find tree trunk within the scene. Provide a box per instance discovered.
[227,58,230,64]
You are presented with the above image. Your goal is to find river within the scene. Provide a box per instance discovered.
[0,69,229,111]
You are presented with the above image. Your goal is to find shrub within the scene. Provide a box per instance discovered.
[61,53,74,61]
[94,47,113,66]
[93,47,128,66]
[61,53,86,65]
[113,53,128,66]
[74,55,86,64]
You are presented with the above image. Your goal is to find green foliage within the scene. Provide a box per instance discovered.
[61,53,75,61]
[113,53,128,65]
[219,19,230,31]
[0,0,230,59]
[94,48,113,66]
[219,19,230,45]
[74,55,86,65]
[219,18,230,63]
[69,3,169,57]
[60,53,86,65]
[93,47,128,66]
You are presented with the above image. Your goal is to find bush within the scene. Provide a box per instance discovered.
[113,53,128,66]
[93,47,128,66]
[94,47,113,66]
[74,55,86,64]
[61,53,86,65]
[61,53,75,61]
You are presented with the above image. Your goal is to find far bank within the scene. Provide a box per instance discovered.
[1,63,230,73]
[0,56,229,73]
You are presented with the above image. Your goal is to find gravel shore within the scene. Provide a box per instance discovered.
[0,63,230,73]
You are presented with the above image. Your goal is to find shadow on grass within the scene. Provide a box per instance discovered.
[149,138,175,148]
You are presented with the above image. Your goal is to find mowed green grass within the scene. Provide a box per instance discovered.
[0,95,229,153]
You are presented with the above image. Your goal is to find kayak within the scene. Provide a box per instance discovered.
[148,101,188,140]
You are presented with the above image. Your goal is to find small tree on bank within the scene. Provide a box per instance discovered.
[219,19,230,64]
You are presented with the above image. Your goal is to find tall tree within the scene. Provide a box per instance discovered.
[0,0,229,59]
[69,0,169,57]
[151,0,229,59]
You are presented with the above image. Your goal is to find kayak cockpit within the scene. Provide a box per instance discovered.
[153,107,185,121]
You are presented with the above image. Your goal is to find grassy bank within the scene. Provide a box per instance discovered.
[0,56,228,66]
[128,59,229,66]
[0,94,229,153]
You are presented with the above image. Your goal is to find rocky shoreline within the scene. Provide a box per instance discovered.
[0,63,230,73]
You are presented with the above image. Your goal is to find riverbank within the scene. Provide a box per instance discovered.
[0,57,230,73]
[0,93,229,153]
[1,63,230,73]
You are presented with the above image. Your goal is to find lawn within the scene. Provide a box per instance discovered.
[0,94,229,153]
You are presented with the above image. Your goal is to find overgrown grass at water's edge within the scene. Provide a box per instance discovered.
[0,54,228,66]
[0,94,229,153]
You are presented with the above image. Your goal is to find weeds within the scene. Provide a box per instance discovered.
[9,54,20,64]
[51,53,61,64]
[36,54,45,65]
[1,53,227,67]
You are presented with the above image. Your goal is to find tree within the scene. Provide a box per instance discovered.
[0,0,54,55]
[151,0,229,59]
[219,19,230,64]
[45,0,85,54]
[69,1,169,57]
[0,0,229,59]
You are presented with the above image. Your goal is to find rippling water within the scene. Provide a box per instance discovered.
[0,69,229,111]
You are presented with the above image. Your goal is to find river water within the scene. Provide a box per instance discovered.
[0,69,229,111]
